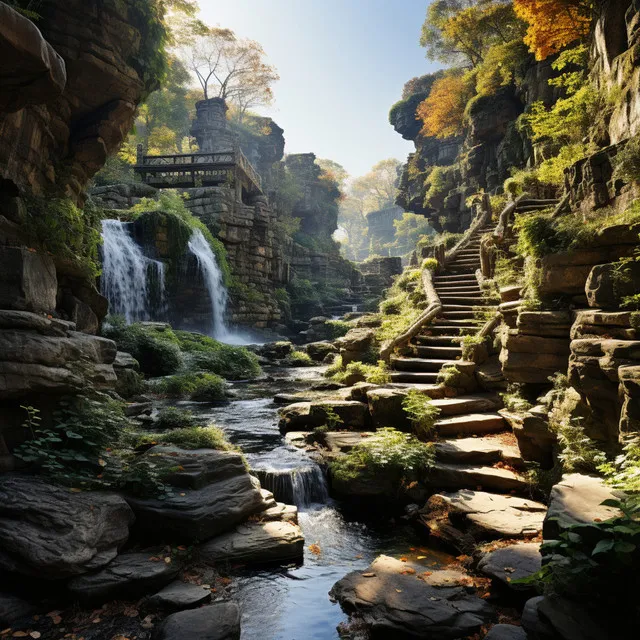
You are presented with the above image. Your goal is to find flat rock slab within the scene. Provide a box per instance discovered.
[323,431,373,452]
[543,473,622,539]
[485,624,528,640]
[199,521,304,566]
[430,395,502,416]
[435,436,523,467]
[278,400,370,432]
[152,602,240,640]
[436,413,506,437]
[67,550,180,603]
[258,502,298,523]
[330,555,494,639]
[0,474,133,579]
[146,581,212,611]
[478,543,541,589]
[429,490,546,539]
[430,463,527,493]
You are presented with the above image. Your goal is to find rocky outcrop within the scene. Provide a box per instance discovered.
[152,602,241,640]
[477,542,542,591]
[330,555,495,639]
[0,474,133,579]
[125,447,266,542]
[0,1,161,202]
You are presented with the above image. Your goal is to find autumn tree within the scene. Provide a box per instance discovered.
[182,30,279,121]
[420,0,523,67]
[416,73,474,139]
[350,159,402,212]
[316,159,349,190]
[513,0,593,60]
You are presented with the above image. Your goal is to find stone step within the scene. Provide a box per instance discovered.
[443,270,477,277]
[430,394,503,416]
[436,288,483,296]
[386,383,444,397]
[442,304,494,311]
[435,436,523,468]
[434,318,483,327]
[429,463,528,493]
[389,371,440,384]
[435,412,507,436]
[441,311,481,319]
[439,296,486,305]
[433,277,478,284]
[413,345,463,359]
[391,356,473,373]
[411,335,465,346]
[424,325,478,335]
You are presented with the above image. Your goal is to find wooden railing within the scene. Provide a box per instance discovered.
[134,145,262,193]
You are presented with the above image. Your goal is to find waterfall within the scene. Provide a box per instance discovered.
[255,465,329,507]
[101,219,166,322]
[187,228,230,341]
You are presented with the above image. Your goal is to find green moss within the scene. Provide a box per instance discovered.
[137,425,233,451]
[153,372,226,402]
[155,407,198,430]
[283,350,314,367]
[331,361,391,385]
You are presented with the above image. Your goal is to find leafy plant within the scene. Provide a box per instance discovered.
[437,364,465,388]
[461,334,487,361]
[284,350,314,367]
[421,257,439,271]
[614,136,640,184]
[330,361,391,386]
[501,384,533,413]
[402,389,441,439]
[330,428,435,484]
[153,372,226,401]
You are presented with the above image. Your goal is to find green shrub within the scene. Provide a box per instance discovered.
[380,297,402,315]
[330,427,435,484]
[437,365,465,388]
[614,136,640,183]
[331,361,391,385]
[154,372,226,401]
[138,425,233,451]
[155,407,198,430]
[326,319,351,339]
[501,384,533,413]
[402,389,441,439]
[421,257,439,271]
[15,396,129,483]
[103,319,182,377]
[461,334,487,361]
[284,350,314,367]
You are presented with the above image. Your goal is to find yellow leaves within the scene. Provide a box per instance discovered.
[416,74,473,139]
[513,0,591,61]
[308,543,322,556]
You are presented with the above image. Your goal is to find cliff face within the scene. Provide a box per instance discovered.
[0,0,159,203]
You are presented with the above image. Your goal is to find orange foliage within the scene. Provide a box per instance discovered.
[513,0,592,61]
[416,74,472,139]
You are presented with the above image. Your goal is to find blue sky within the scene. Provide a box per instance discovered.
[198,0,441,177]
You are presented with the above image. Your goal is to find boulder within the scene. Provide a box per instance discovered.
[0,592,38,626]
[478,542,542,590]
[334,328,377,365]
[517,311,572,338]
[340,381,379,403]
[571,310,635,340]
[146,581,212,611]
[0,247,57,313]
[585,262,640,309]
[257,341,293,360]
[366,387,410,429]
[330,555,494,639]
[278,400,370,432]
[485,625,528,640]
[199,521,304,566]
[67,550,180,603]
[0,474,133,579]
[619,365,640,434]
[126,447,266,542]
[500,332,570,384]
[152,602,241,640]
[500,408,556,467]
[424,490,546,540]
[543,474,622,539]
[304,340,338,361]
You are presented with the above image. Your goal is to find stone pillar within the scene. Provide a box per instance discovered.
[190,98,237,153]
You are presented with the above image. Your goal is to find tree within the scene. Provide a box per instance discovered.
[393,213,436,253]
[420,0,523,68]
[183,30,279,120]
[416,73,474,138]
[350,159,402,212]
[316,159,349,189]
[513,0,593,60]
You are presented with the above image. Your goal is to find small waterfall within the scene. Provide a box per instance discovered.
[187,229,229,340]
[256,465,329,507]
[101,219,166,322]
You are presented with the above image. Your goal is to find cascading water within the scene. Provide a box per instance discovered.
[101,219,166,322]
[187,229,229,340]
[255,464,329,507]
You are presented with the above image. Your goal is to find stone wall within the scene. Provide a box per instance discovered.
[366,206,404,252]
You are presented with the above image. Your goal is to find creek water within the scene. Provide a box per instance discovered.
[186,365,453,640]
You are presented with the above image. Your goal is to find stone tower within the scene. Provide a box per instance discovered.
[190,97,238,153]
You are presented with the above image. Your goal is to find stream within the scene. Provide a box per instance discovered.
[183,365,453,639]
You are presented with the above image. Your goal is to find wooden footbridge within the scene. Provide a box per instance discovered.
[134,144,263,200]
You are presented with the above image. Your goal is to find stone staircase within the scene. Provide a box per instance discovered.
[387,222,530,495]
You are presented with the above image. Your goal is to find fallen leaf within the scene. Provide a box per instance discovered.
[400,568,416,575]
[12,633,28,638]
[308,543,321,556]
[29,633,41,639]
[417,555,427,560]
[361,572,376,578]
[354,554,363,559]
[123,606,138,618]
[164,557,172,564]
[395,589,402,593]
[98,459,107,467]
[503,566,515,573]
[399,557,408,562]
